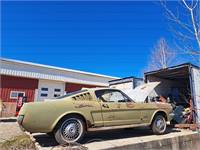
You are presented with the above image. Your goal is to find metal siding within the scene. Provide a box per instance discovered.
[191,67,200,127]
[0,88,35,103]
[65,83,97,93]
[1,75,38,89]
[0,75,38,102]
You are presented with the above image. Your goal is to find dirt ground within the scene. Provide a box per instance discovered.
[0,118,24,143]
[0,118,37,150]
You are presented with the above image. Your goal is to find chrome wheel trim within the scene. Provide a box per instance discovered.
[155,117,166,132]
[60,118,83,143]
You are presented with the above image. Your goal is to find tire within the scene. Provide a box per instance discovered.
[54,116,85,145]
[151,115,167,135]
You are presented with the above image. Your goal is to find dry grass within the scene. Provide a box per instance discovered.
[0,134,36,150]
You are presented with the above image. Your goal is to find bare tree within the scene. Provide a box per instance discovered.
[161,0,200,64]
[147,38,176,71]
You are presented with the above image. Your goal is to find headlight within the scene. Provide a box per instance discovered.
[17,115,24,125]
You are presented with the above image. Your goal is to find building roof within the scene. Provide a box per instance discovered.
[144,63,200,81]
[0,58,119,86]
[109,76,143,85]
[144,63,200,76]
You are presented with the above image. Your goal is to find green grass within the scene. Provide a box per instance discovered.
[0,134,36,150]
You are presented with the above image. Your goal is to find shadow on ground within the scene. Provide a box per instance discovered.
[0,118,17,123]
[33,127,180,148]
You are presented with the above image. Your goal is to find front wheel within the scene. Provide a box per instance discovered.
[151,115,167,135]
[54,117,85,145]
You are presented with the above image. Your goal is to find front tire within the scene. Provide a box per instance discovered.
[54,117,85,145]
[151,115,166,135]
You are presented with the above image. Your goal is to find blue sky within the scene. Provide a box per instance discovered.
[2,1,182,78]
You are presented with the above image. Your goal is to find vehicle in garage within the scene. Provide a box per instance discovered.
[17,88,173,144]
[144,63,200,128]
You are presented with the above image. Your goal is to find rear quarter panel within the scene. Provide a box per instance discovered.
[20,98,102,133]
[21,100,74,132]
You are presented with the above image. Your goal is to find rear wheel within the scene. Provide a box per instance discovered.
[151,115,166,135]
[54,117,85,145]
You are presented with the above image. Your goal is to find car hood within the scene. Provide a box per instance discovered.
[122,82,160,102]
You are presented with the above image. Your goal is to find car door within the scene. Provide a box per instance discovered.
[95,89,142,126]
[110,90,142,125]
[95,90,116,126]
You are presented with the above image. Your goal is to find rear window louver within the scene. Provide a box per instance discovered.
[72,92,92,101]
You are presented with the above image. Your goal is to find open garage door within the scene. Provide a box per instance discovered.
[144,63,200,129]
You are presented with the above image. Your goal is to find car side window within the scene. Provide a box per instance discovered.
[95,90,130,103]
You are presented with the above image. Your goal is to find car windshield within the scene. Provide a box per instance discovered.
[56,90,87,99]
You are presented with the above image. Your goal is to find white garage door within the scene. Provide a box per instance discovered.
[37,79,65,101]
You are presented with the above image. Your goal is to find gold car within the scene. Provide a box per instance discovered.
[17,88,173,144]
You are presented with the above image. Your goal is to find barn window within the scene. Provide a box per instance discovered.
[54,89,61,92]
[54,94,60,97]
[41,88,48,91]
[10,91,25,99]
[54,88,61,97]
[41,93,48,97]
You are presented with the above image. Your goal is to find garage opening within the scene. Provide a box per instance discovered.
[145,64,196,128]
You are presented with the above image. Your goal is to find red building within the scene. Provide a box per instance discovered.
[0,58,118,117]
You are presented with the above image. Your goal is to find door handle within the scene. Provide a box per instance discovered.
[102,104,109,108]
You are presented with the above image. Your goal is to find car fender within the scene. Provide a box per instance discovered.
[50,111,90,131]
[150,109,169,124]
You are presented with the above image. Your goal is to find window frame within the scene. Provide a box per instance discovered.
[10,91,25,99]
[41,87,48,91]
[40,93,48,97]
[95,89,134,103]
[54,94,61,97]
[54,88,61,92]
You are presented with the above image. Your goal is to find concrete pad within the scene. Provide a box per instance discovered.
[84,129,198,150]
[32,127,200,150]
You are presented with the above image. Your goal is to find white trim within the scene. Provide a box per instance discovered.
[40,93,48,97]
[10,91,25,99]
[34,89,39,101]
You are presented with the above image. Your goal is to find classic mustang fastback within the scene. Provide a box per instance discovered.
[17,88,173,144]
